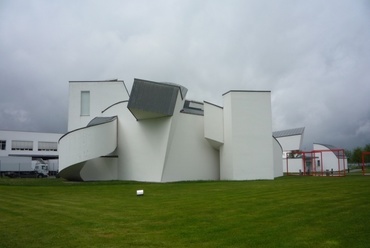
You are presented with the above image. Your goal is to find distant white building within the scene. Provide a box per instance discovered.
[58,78,284,182]
[0,130,62,173]
[273,128,347,175]
[273,127,305,158]
[312,143,347,173]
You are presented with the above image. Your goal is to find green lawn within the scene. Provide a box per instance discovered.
[0,175,369,248]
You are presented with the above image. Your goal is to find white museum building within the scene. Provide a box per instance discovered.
[58,79,284,182]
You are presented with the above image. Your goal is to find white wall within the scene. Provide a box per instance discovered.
[102,100,173,182]
[58,118,117,180]
[121,117,172,182]
[68,80,129,131]
[220,93,234,180]
[204,102,224,149]
[276,135,303,153]
[221,91,274,180]
[273,138,283,177]
[283,158,303,173]
[80,157,118,181]
[161,113,220,182]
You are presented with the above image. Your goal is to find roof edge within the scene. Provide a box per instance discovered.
[222,90,271,96]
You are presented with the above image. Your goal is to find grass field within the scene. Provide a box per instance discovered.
[0,175,369,248]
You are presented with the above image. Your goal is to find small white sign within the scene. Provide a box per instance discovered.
[136,189,144,196]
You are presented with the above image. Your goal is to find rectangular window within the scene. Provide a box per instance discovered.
[81,91,90,116]
[0,140,6,150]
[11,140,33,151]
[38,141,58,151]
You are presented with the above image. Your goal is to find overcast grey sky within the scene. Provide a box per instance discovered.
[1,0,369,150]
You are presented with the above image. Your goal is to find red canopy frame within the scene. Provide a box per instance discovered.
[286,149,346,176]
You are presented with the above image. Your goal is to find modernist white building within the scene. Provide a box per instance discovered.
[273,127,305,158]
[273,128,347,174]
[0,130,62,173]
[312,143,347,173]
[58,79,284,182]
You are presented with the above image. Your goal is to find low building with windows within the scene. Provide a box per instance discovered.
[0,130,62,174]
[58,78,284,182]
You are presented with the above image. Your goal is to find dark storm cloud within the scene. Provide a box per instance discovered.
[0,0,369,149]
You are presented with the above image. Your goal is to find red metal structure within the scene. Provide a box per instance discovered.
[285,149,347,176]
[362,151,370,175]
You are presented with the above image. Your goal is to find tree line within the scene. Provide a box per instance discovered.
[345,144,370,164]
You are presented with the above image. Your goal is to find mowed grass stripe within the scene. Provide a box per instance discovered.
[0,176,369,247]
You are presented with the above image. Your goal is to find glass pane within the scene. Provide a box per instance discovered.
[81,91,90,116]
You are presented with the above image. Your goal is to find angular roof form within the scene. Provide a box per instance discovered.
[273,127,305,138]
[87,116,117,127]
[127,78,188,120]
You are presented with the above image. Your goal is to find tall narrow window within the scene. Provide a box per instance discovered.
[0,140,6,150]
[81,91,90,116]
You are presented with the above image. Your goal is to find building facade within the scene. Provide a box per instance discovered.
[0,130,62,173]
[274,128,348,174]
[58,78,283,182]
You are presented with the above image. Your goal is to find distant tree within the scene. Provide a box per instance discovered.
[352,147,363,164]
[347,144,370,164]
[364,144,370,152]
[364,144,370,163]
[345,150,352,161]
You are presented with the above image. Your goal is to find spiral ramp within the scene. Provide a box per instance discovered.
[58,116,118,181]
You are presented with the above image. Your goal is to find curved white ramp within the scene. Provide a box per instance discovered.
[58,117,118,181]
